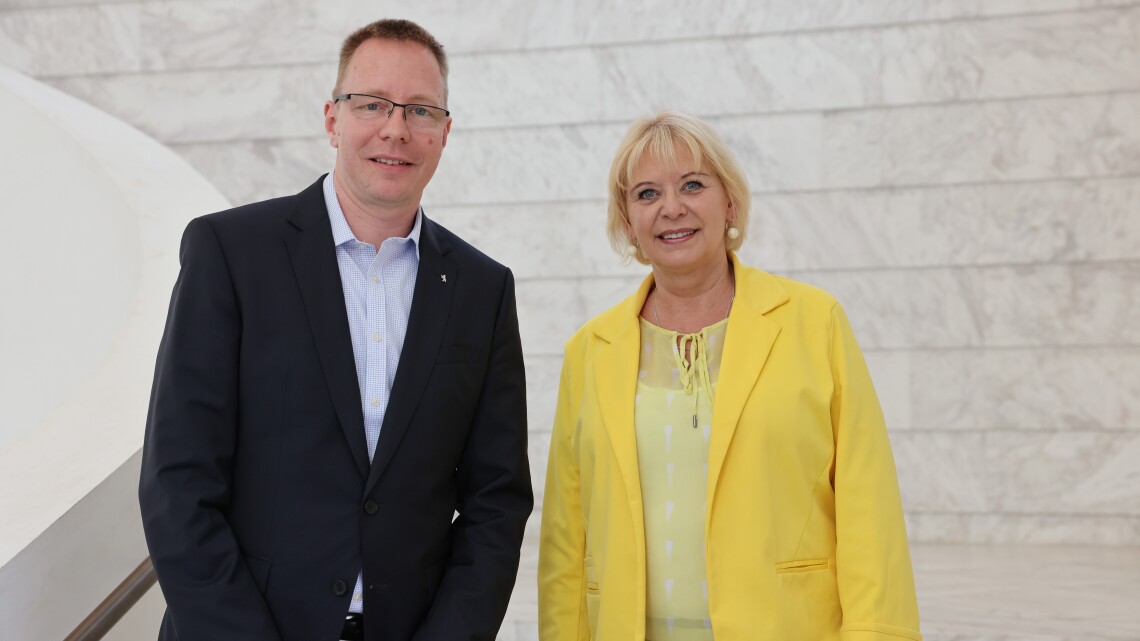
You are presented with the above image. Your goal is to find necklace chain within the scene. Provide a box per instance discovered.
[651,283,736,330]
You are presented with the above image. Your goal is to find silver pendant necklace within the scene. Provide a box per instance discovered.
[650,281,735,429]
[651,285,735,329]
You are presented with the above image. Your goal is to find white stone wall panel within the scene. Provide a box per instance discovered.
[4,0,1137,549]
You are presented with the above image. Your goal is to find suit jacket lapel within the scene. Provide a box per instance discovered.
[365,216,455,494]
[707,255,788,511]
[285,177,369,479]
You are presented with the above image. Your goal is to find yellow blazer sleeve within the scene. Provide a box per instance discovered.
[829,303,923,641]
[538,345,591,641]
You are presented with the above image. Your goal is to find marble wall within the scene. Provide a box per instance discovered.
[3,0,1137,545]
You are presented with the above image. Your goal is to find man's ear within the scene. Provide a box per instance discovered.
[323,100,339,149]
[440,117,452,148]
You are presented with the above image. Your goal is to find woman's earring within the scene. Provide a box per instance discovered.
[726,223,740,240]
[625,243,639,257]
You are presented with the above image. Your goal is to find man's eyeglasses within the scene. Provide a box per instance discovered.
[333,93,450,131]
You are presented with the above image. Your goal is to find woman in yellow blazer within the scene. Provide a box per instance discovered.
[538,112,922,641]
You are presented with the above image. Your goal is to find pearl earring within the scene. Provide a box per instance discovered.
[625,243,639,257]
[726,224,740,240]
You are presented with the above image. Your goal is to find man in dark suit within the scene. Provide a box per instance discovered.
[139,19,532,641]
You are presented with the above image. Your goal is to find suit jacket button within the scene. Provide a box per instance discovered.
[332,579,348,596]
[363,500,379,515]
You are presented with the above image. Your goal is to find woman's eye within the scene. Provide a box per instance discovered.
[636,188,659,200]
[682,180,704,192]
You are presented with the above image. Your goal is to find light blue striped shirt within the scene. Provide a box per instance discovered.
[322,173,421,613]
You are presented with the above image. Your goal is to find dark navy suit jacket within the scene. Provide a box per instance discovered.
[139,176,532,641]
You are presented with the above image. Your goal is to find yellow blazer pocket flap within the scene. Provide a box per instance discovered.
[775,558,830,574]
[584,555,598,585]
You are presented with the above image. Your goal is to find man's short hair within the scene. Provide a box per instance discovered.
[334,19,449,102]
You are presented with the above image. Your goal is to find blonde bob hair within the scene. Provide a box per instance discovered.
[607,111,751,264]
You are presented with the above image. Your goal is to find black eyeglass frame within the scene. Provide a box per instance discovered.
[332,93,451,120]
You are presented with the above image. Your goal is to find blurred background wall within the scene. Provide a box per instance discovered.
[1,0,1137,635]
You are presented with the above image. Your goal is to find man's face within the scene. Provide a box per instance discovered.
[324,38,451,216]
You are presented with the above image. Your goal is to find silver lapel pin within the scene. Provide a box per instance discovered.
[440,274,447,283]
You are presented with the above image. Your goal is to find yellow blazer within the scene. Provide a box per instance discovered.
[538,255,921,641]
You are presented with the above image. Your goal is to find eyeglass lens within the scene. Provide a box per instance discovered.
[344,95,446,129]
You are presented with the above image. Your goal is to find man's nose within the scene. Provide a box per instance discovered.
[376,107,411,141]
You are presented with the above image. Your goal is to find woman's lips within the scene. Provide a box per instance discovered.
[658,229,697,244]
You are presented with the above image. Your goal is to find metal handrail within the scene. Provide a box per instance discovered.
[64,556,157,641]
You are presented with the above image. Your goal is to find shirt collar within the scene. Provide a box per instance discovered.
[322,172,422,258]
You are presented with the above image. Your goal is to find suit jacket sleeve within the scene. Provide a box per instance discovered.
[829,303,923,641]
[412,268,533,641]
[139,218,282,640]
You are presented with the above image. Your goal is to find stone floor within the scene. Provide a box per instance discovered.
[497,520,1140,641]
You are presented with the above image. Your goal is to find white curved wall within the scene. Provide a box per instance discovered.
[0,70,139,454]
[0,66,228,639]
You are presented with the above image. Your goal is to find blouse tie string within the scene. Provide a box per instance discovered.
[672,329,715,428]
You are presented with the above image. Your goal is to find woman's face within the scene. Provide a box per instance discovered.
[625,145,734,276]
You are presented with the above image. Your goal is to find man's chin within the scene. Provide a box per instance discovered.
[362,188,421,214]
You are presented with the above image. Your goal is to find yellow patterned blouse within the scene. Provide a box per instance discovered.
[635,316,728,641]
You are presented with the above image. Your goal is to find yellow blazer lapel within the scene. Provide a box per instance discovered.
[708,255,789,510]
[592,274,655,526]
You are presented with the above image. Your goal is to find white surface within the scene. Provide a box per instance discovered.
[495,518,1140,640]
[0,1,1136,637]
[0,64,228,571]
[0,73,138,455]
[0,452,158,639]
[0,0,1135,560]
